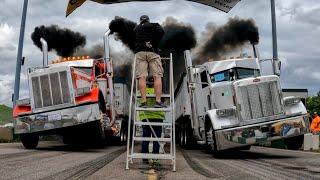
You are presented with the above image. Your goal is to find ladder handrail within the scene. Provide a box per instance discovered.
[126,55,137,170]
[126,53,176,172]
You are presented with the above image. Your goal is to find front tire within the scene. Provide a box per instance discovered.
[205,119,218,154]
[284,135,304,150]
[20,134,39,149]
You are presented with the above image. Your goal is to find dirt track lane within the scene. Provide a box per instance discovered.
[0,142,320,180]
[0,142,125,180]
[179,146,320,180]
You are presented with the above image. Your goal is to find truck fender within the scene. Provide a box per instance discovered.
[284,101,307,115]
[205,109,219,130]
[205,109,239,130]
[75,87,101,105]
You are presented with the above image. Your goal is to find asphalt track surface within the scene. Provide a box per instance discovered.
[0,141,319,180]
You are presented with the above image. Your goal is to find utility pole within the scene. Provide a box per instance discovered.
[13,0,28,107]
[271,0,278,74]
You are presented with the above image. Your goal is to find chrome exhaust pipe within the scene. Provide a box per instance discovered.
[40,38,48,67]
[103,29,115,127]
[103,29,111,63]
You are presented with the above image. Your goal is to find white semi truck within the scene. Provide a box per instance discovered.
[13,32,130,149]
[175,47,310,152]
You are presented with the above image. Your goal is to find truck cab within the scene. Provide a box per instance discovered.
[13,34,129,149]
[175,50,309,152]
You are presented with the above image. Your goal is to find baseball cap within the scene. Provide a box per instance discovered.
[140,15,150,23]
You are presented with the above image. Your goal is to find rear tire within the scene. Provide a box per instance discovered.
[120,119,128,144]
[178,117,195,149]
[284,135,304,150]
[20,134,39,149]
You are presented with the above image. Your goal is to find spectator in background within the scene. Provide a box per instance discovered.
[311,112,320,134]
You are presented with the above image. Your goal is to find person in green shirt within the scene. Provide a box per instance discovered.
[139,76,165,164]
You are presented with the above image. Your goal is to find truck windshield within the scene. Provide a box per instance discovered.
[210,68,260,83]
[75,67,92,75]
[236,68,260,79]
[210,70,230,83]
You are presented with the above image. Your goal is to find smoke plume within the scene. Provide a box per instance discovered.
[108,16,197,53]
[160,17,197,52]
[109,16,137,51]
[196,17,259,63]
[76,44,104,59]
[111,50,134,85]
[31,25,86,57]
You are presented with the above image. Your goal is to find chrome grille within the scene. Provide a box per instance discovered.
[32,70,71,109]
[238,81,282,121]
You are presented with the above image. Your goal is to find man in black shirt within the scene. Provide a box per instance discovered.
[134,15,165,108]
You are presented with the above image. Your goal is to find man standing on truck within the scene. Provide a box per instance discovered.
[134,15,165,108]
[139,76,165,164]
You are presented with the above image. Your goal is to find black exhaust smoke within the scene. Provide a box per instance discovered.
[76,44,105,59]
[31,25,86,57]
[109,16,137,51]
[108,16,197,53]
[196,17,259,63]
[159,17,197,85]
[160,17,197,52]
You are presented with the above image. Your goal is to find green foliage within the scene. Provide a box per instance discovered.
[307,91,320,115]
[0,105,13,125]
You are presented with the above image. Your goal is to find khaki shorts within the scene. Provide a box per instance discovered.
[135,51,163,78]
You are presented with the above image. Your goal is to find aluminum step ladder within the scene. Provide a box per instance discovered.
[126,53,176,172]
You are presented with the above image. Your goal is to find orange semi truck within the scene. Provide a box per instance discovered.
[13,32,129,149]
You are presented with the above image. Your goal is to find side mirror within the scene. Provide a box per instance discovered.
[21,57,25,66]
[273,59,281,76]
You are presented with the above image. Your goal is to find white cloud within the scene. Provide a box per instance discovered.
[0,23,16,51]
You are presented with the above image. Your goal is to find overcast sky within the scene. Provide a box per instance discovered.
[0,0,319,106]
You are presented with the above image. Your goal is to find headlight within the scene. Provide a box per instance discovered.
[284,96,301,106]
[216,108,236,117]
[75,87,91,97]
[16,98,30,106]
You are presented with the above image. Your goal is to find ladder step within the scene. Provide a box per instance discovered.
[136,107,171,112]
[136,94,171,98]
[134,122,172,126]
[130,153,174,160]
[133,137,171,142]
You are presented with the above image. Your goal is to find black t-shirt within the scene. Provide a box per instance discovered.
[134,22,164,53]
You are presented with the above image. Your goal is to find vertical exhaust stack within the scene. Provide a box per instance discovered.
[103,30,115,127]
[252,43,259,59]
[251,43,262,77]
[40,38,48,67]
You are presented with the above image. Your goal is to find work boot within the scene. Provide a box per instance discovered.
[139,102,148,108]
[154,101,166,108]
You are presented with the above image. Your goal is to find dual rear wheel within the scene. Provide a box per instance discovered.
[20,133,39,149]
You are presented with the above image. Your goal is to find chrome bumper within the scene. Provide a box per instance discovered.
[14,103,100,134]
[215,115,310,150]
